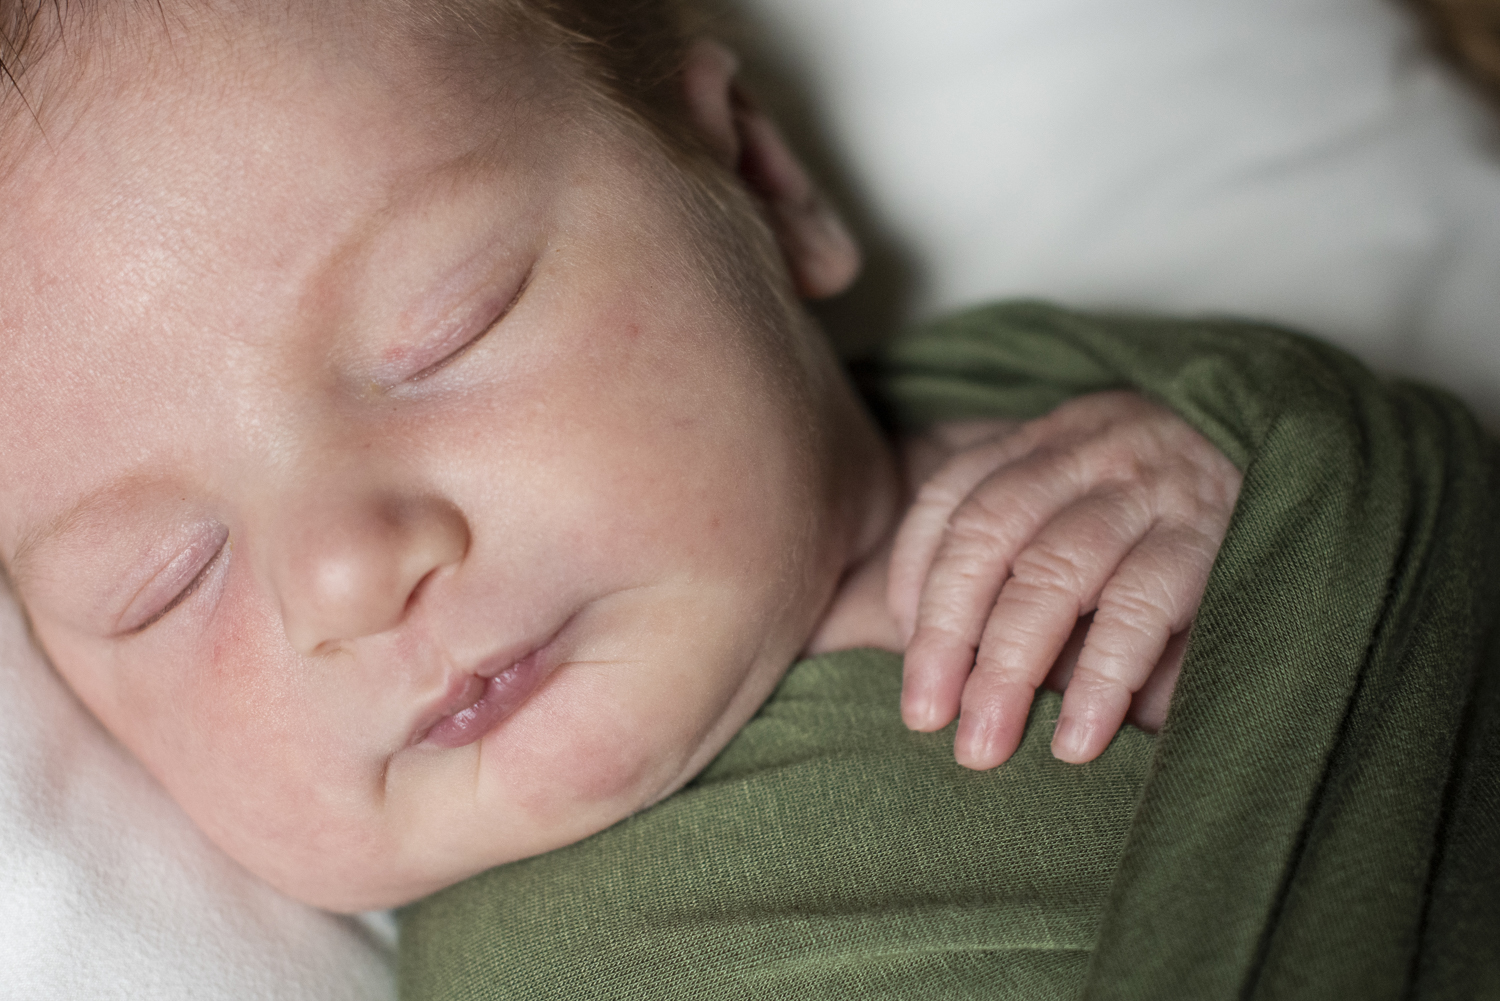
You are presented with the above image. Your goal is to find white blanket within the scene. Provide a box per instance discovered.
[0,580,396,999]
[3,0,1497,997]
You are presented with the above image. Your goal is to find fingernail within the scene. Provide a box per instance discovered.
[904,692,931,730]
[1052,716,1088,762]
[955,714,993,769]
[902,677,934,729]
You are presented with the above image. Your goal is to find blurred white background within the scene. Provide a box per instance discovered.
[737,0,1500,427]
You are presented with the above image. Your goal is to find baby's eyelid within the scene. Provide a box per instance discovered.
[117,529,230,637]
[406,265,536,385]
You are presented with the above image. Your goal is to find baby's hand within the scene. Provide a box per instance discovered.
[888,391,1241,768]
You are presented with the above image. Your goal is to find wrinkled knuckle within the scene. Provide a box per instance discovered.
[913,479,965,512]
[1078,626,1151,670]
[1009,543,1085,597]
[1093,441,1154,488]
[945,503,1015,551]
[910,619,971,652]
[1155,476,1201,519]
[971,644,1038,684]
[918,568,985,617]
[1099,579,1176,629]
[1103,481,1154,527]
[1067,662,1132,696]
[943,562,998,597]
[1178,524,1223,562]
[964,482,1027,523]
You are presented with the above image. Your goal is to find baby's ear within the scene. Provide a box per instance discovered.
[679,38,861,300]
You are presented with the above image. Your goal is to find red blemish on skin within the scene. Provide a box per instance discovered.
[209,617,251,685]
[623,323,641,342]
[382,345,413,367]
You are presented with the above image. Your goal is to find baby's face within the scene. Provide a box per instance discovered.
[0,26,865,909]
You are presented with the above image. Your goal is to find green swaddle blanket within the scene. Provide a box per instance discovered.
[403,655,1151,999]
[400,302,1500,999]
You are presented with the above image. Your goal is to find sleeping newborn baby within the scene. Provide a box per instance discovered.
[0,0,1239,917]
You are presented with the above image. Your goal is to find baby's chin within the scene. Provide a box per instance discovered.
[467,601,805,840]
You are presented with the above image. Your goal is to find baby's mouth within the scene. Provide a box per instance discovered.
[413,647,553,750]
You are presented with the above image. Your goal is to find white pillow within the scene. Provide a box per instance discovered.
[738,0,1500,427]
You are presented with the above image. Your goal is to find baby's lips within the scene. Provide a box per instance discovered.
[407,613,577,750]
[409,673,489,747]
[421,648,553,749]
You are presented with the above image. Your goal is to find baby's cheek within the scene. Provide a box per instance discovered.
[551,720,659,806]
[197,612,294,737]
[497,699,662,836]
[180,609,336,817]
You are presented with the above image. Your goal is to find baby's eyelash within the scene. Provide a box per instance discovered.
[406,321,495,384]
[128,539,229,636]
[407,266,536,384]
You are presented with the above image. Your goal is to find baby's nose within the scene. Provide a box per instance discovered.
[275,493,470,656]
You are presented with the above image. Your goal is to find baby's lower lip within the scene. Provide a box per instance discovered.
[421,649,552,750]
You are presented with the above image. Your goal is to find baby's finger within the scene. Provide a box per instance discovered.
[889,393,1153,640]
[950,490,1154,768]
[887,432,1035,643]
[1126,628,1189,732]
[1050,523,1219,762]
[901,453,1102,732]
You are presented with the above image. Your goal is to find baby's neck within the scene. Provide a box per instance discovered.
[803,430,939,656]
[803,537,903,655]
[804,419,1023,658]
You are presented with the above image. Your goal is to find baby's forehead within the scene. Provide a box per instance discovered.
[0,39,560,547]
[4,17,552,320]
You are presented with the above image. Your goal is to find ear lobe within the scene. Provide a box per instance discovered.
[679,38,862,300]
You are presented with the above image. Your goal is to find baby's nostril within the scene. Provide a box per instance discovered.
[308,638,345,659]
[404,567,443,617]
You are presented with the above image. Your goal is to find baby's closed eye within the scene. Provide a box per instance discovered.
[117,527,230,635]
[9,485,232,639]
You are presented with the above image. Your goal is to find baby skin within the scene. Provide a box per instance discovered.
[0,5,1238,912]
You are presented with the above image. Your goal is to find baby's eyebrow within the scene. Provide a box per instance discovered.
[6,483,138,594]
[289,155,502,358]
[8,512,85,592]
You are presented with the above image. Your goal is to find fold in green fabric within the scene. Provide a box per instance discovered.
[400,302,1500,999]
